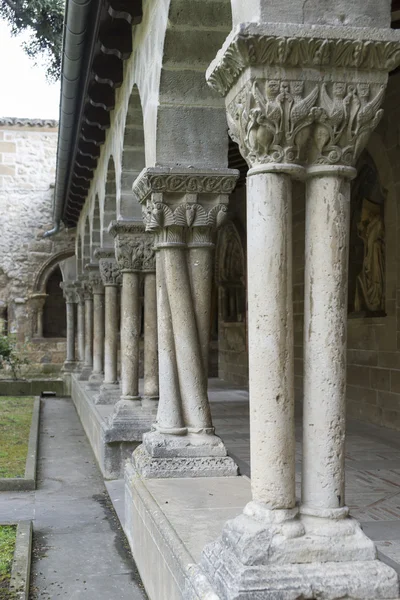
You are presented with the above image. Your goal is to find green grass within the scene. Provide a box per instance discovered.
[0,525,16,597]
[0,397,35,478]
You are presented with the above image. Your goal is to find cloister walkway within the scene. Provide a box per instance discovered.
[0,383,399,599]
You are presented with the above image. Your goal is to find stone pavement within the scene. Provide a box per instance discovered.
[207,379,400,574]
[0,397,147,600]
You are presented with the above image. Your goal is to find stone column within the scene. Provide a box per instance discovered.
[196,20,400,600]
[107,221,154,438]
[60,282,77,371]
[73,281,85,366]
[79,279,93,380]
[95,248,121,404]
[86,263,105,385]
[30,293,47,338]
[142,269,159,407]
[132,168,239,478]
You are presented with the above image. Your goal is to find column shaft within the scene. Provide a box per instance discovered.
[104,285,119,384]
[84,298,93,367]
[187,246,214,378]
[143,272,159,400]
[155,251,185,432]
[247,170,295,509]
[65,302,76,362]
[77,302,85,363]
[302,173,351,511]
[163,246,212,431]
[120,271,140,399]
[92,291,105,375]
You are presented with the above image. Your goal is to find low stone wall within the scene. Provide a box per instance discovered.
[0,379,65,396]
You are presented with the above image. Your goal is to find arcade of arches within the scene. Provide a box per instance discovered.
[19,0,400,598]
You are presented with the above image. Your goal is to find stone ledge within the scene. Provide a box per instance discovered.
[6,520,32,600]
[71,375,152,479]
[124,462,251,600]
[0,398,40,491]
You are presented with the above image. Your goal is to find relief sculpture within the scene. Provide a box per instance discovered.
[349,153,386,316]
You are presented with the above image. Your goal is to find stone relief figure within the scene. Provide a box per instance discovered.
[354,199,385,313]
[349,153,386,316]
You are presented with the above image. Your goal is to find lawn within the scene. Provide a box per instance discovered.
[0,525,16,599]
[0,397,35,478]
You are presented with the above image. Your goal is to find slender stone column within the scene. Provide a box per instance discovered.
[30,293,47,338]
[106,221,155,439]
[79,279,93,380]
[73,281,85,366]
[86,263,105,385]
[93,249,121,404]
[142,270,159,406]
[132,167,239,478]
[196,18,400,600]
[302,168,353,514]
[247,166,300,509]
[60,282,77,371]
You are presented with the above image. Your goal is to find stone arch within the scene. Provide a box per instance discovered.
[42,265,66,338]
[102,156,118,246]
[141,0,233,168]
[121,85,145,219]
[33,249,75,294]
[91,196,101,259]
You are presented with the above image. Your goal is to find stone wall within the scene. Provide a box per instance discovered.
[0,118,75,377]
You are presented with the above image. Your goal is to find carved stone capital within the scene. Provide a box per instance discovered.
[207,23,400,169]
[99,259,121,287]
[207,23,400,97]
[85,263,104,295]
[109,220,156,272]
[133,168,239,247]
[60,282,77,304]
[73,281,85,305]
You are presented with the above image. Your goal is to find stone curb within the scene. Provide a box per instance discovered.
[0,398,40,491]
[8,520,32,600]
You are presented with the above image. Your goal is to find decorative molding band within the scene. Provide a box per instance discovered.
[207,23,400,96]
[132,168,240,205]
[108,220,145,238]
[0,117,58,128]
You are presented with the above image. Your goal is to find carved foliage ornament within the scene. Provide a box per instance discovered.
[134,172,238,205]
[60,283,76,304]
[115,236,156,272]
[228,79,385,167]
[99,259,122,286]
[208,32,400,97]
[142,202,229,246]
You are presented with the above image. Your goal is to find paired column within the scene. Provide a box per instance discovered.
[142,270,159,406]
[86,263,105,385]
[60,282,77,371]
[198,20,399,599]
[132,168,239,478]
[95,248,121,404]
[73,281,85,366]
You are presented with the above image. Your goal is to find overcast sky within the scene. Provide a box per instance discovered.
[0,20,60,120]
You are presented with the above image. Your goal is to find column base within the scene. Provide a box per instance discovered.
[78,366,92,381]
[133,430,238,478]
[62,361,78,373]
[87,372,103,388]
[199,502,399,600]
[105,398,154,443]
[141,395,159,410]
[93,382,120,405]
